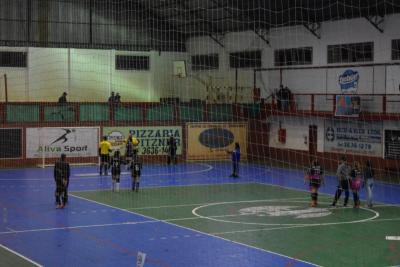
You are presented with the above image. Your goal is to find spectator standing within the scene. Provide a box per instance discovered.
[108,92,116,104]
[58,92,67,104]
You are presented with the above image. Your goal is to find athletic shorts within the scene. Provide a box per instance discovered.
[339,179,350,190]
[309,180,321,188]
[100,155,109,163]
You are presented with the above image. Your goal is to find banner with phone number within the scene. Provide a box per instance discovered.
[103,126,182,156]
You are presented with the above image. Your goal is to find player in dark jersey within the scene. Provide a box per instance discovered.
[54,154,70,208]
[110,150,122,192]
[305,158,324,207]
[131,155,142,192]
[125,138,134,170]
[167,135,177,165]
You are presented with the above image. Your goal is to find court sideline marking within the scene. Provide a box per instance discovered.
[0,243,43,267]
[70,194,322,267]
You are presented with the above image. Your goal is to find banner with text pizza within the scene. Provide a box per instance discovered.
[26,127,99,158]
[186,122,247,161]
[103,126,182,156]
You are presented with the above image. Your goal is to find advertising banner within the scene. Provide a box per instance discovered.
[26,127,99,158]
[103,126,182,156]
[324,120,382,157]
[0,128,22,159]
[335,95,360,117]
[187,122,247,161]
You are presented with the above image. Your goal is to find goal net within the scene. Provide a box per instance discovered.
[0,0,400,266]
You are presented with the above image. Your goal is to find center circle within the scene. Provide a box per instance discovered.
[191,199,379,226]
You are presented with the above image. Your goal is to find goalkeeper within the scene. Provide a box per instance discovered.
[99,136,112,176]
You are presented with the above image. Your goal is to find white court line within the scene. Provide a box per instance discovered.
[386,236,400,241]
[69,194,321,267]
[0,163,214,181]
[0,220,157,235]
[127,197,308,210]
[71,181,252,193]
[212,217,400,236]
[0,243,43,267]
[74,162,213,178]
[192,200,380,227]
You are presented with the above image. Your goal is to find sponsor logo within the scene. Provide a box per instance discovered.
[326,127,335,142]
[198,128,234,148]
[51,129,75,144]
[339,69,359,93]
[239,205,331,219]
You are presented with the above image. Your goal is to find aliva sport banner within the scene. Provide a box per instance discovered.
[187,122,247,161]
[103,126,182,156]
[26,127,99,158]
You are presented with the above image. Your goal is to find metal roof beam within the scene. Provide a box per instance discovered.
[365,15,384,33]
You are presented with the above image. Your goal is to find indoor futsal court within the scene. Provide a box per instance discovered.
[1,0,400,267]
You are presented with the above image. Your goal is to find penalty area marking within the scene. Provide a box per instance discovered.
[192,200,379,227]
[0,243,43,267]
[74,162,213,178]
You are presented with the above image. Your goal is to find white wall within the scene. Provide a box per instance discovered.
[1,14,400,103]
[186,14,400,102]
[268,116,325,152]
[0,47,189,102]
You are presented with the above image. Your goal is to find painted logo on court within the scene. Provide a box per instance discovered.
[239,206,331,219]
[199,128,235,148]
[339,69,359,93]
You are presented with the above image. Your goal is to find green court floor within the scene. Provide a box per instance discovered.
[73,183,400,267]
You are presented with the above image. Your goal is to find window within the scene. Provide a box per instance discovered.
[274,47,312,66]
[392,39,400,60]
[0,52,27,67]
[191,54,219,71]
[116,55,149,70]
[327,42,373,63]
[229,50,261,68]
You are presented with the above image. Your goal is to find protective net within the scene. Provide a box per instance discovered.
[0,0,400,266]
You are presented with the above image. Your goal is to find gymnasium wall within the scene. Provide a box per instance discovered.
[0,48,189,102]
[185,14,400,100]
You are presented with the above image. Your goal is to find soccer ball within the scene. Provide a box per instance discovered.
[132,138,139,146]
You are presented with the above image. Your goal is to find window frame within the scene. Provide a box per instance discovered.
[0,51,27,68]
[115,55,150,71]
[327,42,374,64]
[229,50,262,69]
[274,47,313,66]
[392,39,400,60]
[191,54,219,71]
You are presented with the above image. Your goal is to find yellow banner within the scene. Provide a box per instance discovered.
[186,122,247,161]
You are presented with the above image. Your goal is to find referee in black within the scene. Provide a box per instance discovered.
[54,153,70,208]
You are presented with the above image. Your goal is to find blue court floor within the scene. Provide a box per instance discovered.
[0,162,399,267]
